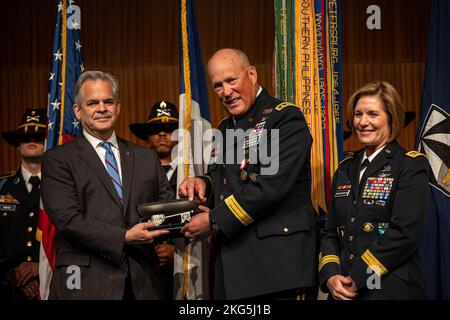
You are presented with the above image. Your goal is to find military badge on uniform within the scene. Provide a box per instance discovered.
[240,157,249,181]
[362,177,394,200]
[378,223,389,235]
[262,108,273,115]
[337,226,345,238]
[240,159,248,170]
[378,165,392,178]
[249,172,258,183]
[363,222,374,233]
[240,170,248,181]
[0,194,20,204]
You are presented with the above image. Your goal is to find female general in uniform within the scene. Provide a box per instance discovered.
[319,81,430,300]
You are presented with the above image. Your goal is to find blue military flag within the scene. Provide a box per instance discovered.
[174,0,211,300]
[416,0,450,300]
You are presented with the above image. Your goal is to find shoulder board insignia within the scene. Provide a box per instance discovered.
[0,171,16,180]
[338,152,355,166]
[217,117,230,128]
[405,151,426,159]
[275,102,298,112]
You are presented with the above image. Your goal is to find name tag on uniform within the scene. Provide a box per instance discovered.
[0,204,16,211]
[335,184,351,197]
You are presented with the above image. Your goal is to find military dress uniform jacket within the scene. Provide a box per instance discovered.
[319,141,429,299]
[41,135,174,299]
[204,89,318,299]
[0,170,40,298]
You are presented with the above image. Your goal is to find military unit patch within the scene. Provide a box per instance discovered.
[362,177,394,200]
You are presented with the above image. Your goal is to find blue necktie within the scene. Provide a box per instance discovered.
[100,142,123,202]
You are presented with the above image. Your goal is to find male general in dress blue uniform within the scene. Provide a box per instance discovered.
[0,108,46,300]
[179,49,318,300]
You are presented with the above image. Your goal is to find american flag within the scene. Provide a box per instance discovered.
[36,0,84,300]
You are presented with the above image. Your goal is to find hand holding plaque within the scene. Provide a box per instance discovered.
[137,198,202,236]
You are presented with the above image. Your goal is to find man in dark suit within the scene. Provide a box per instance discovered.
[41,71,173,300]
[0,108,46,300]
[129,101,179,299]
[180,49,318,299]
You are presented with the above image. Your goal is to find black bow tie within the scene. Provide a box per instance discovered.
[360,159,370,170]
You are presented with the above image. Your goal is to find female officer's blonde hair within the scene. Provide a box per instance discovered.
[347,81,405,141]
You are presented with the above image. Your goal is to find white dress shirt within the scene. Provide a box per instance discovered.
[21,165,41,193]
[359,144,386,182]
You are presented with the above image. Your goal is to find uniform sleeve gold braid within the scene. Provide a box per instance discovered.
[361,250,388,276]
[319,255,340,271]
[224,195,254,226]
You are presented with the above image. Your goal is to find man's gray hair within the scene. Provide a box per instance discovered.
[74,71,120,106]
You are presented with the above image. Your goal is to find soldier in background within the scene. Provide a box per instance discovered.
[0,108,46,300]
[130,101,179,299]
